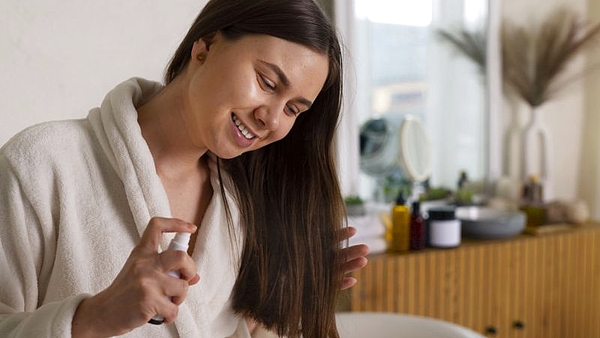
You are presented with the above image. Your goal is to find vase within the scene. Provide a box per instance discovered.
[502,100,523,179]
[521,106,551,197]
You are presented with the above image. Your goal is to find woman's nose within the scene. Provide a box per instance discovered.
[253,104,281,131]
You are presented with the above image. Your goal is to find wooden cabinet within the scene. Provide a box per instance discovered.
[346,224,600,337]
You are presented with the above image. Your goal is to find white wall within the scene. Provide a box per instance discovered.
[500,0,588,201]
[0,1,207,145]
[581,0,600,220]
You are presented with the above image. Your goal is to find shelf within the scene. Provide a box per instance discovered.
[347,223,600,337]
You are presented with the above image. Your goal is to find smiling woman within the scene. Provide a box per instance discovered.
[139,32,329,159]
[0,1,369,337]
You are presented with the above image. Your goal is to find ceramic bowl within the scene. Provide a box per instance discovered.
[456,206,526,240]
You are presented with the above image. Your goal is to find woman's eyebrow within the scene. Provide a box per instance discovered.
[259,60,291,87]
[258,59,313,108]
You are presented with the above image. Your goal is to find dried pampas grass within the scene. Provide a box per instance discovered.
[437,6,600,107]
[503,6,600,107]
[436,29,487,69]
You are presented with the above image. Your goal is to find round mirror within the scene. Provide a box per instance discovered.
[359,114,432,183]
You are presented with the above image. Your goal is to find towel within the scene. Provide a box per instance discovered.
[0,78,248,337]
[348,214,387,240]
[347,236,388,255]
[346,213,388,254]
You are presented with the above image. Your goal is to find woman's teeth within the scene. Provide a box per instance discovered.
[232,115,255,139]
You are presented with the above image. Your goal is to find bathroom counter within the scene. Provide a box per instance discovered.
[345,223,600,337]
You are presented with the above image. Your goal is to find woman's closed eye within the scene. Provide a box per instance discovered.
[258,73,301,116]
[258,73,276,91]
[286,104,300,116]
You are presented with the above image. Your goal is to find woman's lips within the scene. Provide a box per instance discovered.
[232,114,256,139]
[230,113,256,148]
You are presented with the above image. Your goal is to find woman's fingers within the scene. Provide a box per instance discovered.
[153,291,180,323]
[160,273,191,306]
[339,226,370,290]
[341,277,358,290]
[346,226,358,238]
[339,226,358,241]
[137,217,197,254]
[158,249,199,282]
[342,254,368,274]
[341,243,369,274]
[341,243,370,263]
[142,217,198,320]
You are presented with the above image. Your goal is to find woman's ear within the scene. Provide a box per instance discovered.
[191,31,218,59]
[192,38,209,57]
[201,31,217,51]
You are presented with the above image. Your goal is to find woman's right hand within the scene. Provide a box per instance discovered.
[72,217,200,338]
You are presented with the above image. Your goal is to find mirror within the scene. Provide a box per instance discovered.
[335,0,492,202]
[359,114,432,202]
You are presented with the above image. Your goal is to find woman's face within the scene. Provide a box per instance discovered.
[182,32,329,159]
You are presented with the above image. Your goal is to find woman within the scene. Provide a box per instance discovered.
[0,0,368,337]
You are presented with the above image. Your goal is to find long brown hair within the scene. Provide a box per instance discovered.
[165,1,345,337]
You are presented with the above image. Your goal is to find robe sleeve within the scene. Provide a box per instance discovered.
[0,153,89,337]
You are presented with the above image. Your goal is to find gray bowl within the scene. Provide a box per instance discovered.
[456,206,526,240]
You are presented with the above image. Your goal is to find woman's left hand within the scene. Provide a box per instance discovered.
[340,226,369,290]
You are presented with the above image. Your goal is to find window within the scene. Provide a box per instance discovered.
[335,0,495,202]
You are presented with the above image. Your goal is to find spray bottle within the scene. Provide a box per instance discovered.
[148,232,191,325]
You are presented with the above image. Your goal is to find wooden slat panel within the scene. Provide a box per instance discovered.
[455,247,472,328]
[349,225,600,338]
[593,232,600,336]
[473,245,486,333]
[535,235,546,337]
[510,240,521,336]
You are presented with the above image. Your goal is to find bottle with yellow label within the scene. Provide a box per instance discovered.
[390,193,410,252]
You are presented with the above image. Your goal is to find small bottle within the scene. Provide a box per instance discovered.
[522,175,543,204]
[455,170,473,205]
[390,193,410,252]
[149,232,191,325]
[520,175,546,227]
[457,170,468,189]
[410,201,425,250]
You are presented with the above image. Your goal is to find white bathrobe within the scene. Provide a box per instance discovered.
[0,78,250,337]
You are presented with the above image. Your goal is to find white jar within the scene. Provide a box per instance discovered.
[427,207,461,248]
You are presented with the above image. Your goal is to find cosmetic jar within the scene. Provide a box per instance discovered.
[427,207,461,248]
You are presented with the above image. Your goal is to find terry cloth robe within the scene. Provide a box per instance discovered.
[0,78,250,338]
